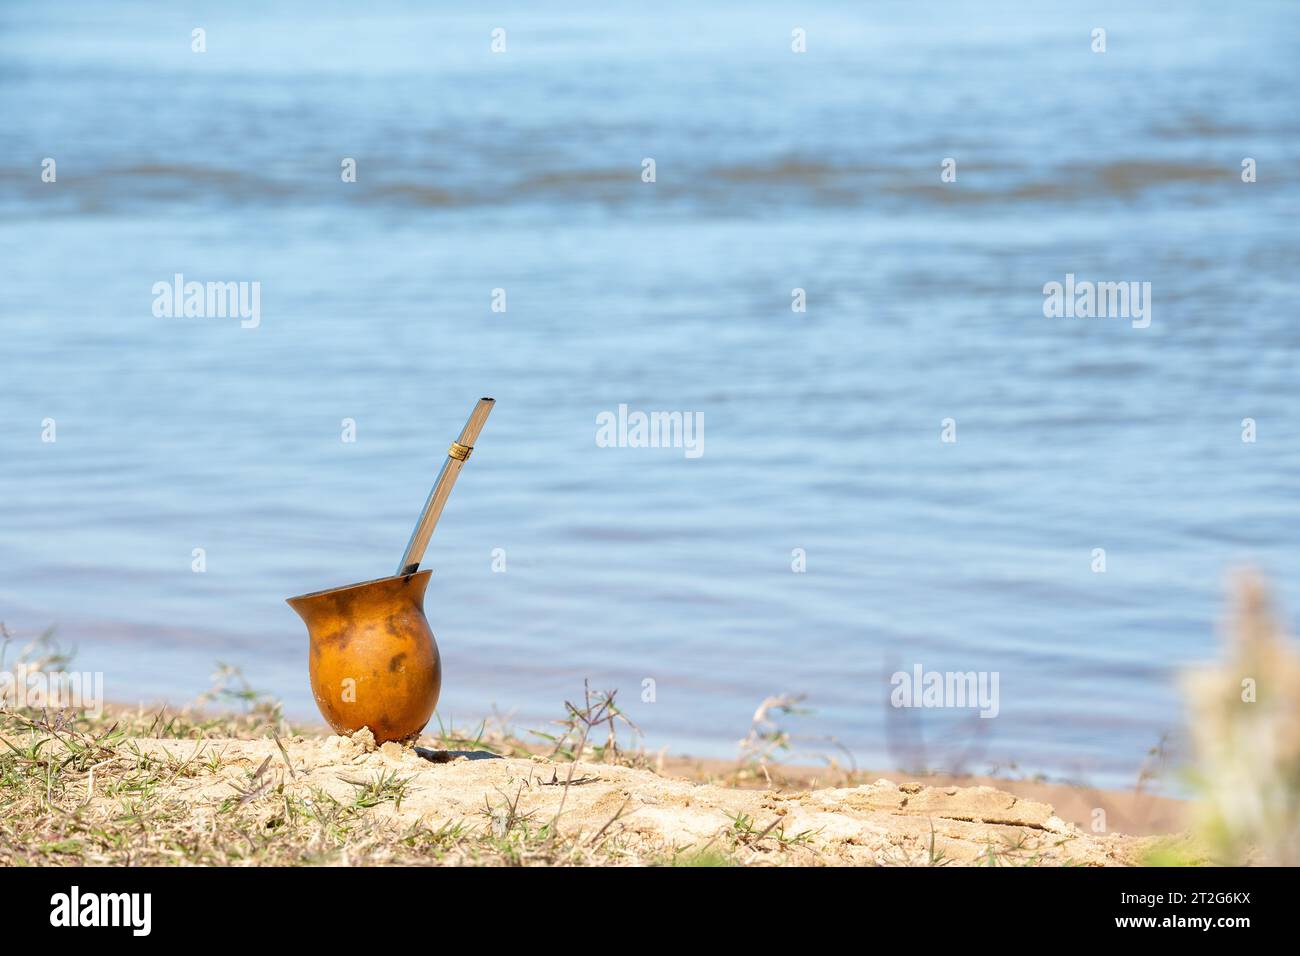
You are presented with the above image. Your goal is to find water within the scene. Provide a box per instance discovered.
[2,1,1298,791]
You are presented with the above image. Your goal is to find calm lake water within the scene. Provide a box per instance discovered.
[2,1,1298,790]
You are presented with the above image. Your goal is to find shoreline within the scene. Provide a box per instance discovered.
[108,696,1187,838]
[127,697,1190,842]
[0,685,1198,864]
[657,753,1187,838]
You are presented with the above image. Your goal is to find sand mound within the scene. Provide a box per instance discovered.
[127,731,1148,865]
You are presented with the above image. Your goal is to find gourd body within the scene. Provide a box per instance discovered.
[287,571,439,743]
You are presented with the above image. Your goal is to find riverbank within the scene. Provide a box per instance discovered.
[0,701,1194,866]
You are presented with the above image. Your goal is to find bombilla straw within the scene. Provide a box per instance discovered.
[396,398,495,576]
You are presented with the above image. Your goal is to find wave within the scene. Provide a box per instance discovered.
[0,156,1245,217]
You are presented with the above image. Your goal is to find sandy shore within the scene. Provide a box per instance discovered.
[0,691,1194,866]
[114,728,1175,865]
[658,753,1187,838]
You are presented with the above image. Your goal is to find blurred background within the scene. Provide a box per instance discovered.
[1,1,1297,791]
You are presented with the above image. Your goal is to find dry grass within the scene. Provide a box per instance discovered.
[0,671,691,866]
[0,671,1129,867]
[1174,572,1300,865]
[11,592,1290,869]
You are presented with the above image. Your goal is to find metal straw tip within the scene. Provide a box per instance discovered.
[480,397,495,403]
